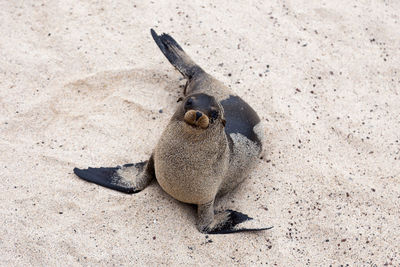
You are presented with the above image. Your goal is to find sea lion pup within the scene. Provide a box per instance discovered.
[73,29,272,234]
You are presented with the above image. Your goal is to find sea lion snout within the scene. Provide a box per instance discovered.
[184,110,210,129]
[195,111,202,120]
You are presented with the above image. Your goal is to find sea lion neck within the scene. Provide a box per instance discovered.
[177,119,224,143]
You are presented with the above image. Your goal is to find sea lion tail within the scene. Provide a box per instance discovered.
[151,29,204,79]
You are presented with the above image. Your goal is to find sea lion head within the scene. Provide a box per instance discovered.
[175,93,225,130]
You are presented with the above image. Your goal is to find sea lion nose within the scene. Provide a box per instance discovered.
[195,111,202,120]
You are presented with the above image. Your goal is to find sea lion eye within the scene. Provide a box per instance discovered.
[210,110,219,120]
[185,98,193,108]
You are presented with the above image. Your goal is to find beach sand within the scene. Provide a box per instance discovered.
[1,1,399,265]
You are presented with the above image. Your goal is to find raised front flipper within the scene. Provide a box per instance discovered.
[73,156,155,194]
[197,201,273,234]
[150,29,204,80]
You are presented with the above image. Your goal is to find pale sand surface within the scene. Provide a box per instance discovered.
[1,1,400,265]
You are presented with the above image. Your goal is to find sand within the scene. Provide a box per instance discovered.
[1,0,399,265]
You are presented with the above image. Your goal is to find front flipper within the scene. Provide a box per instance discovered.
[73,156,155,194]
[197,201,273,234]
[150,29,204,79]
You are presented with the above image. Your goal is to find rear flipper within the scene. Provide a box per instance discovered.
[197,201,273,234]
[150,29,204,79]
[73,156,155,194]
[207,210,273,234]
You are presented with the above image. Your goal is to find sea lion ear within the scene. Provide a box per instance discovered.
[222,119,226,127]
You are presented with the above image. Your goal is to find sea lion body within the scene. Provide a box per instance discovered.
[74,29,271,234]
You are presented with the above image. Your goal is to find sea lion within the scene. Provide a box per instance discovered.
[73,29,272,234]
